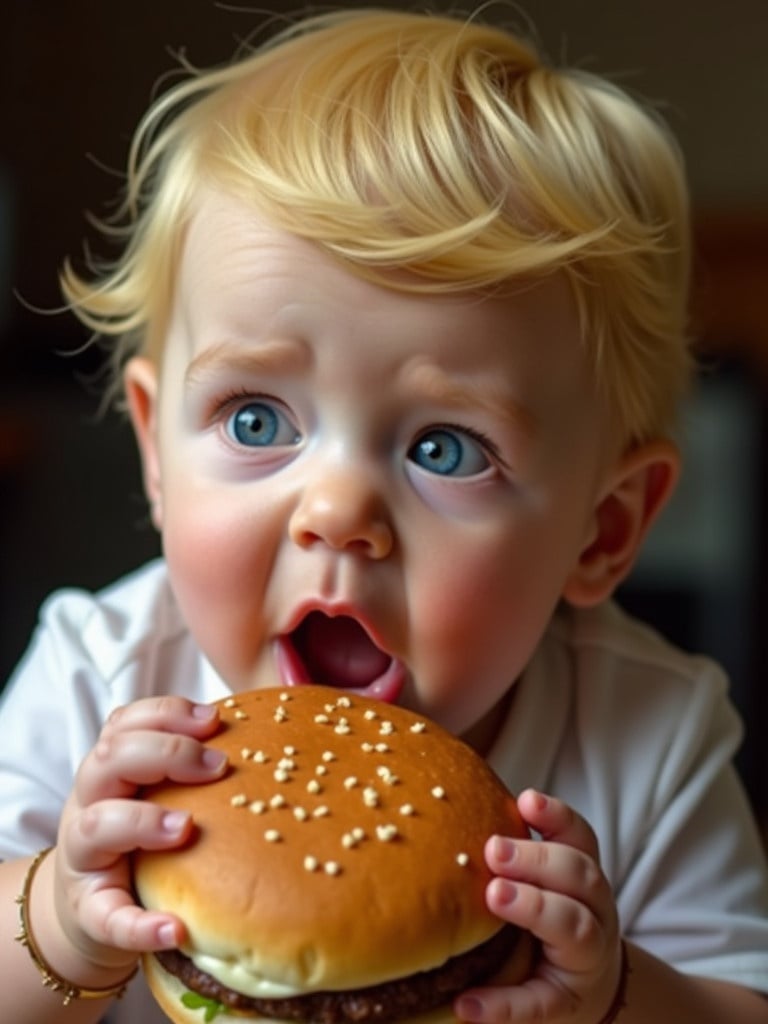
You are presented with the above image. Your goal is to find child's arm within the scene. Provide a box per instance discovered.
[455,790,768,1023]
[608,943,768,1023]
[0,855,141,1024]
[0,696,226,1024]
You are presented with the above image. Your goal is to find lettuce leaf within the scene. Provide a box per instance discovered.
[181,991,227,1021]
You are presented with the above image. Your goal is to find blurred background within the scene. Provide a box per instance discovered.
[1,1,766,833]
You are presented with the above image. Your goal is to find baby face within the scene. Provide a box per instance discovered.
[127,189,614,749]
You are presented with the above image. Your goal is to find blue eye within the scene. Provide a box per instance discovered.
[408,428,490,477]
[226,401,299,448]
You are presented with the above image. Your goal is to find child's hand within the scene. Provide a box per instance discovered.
[51,697,227,976]
[455,789,623,1024]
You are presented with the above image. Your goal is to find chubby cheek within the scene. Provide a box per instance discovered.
[160,485,280,680]
[406,537,563,732]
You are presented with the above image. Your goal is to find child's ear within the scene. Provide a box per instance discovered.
[124,356,163,530]
[562,440,680,608]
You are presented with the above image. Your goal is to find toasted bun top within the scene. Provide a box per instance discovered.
[134,687,527,994]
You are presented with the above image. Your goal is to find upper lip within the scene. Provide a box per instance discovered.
[280,599,389,652]
[275,597,409,700]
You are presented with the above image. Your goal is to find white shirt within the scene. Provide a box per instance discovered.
[1,560,767,1022]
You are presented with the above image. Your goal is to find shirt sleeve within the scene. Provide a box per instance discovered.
[0,569,212,1023]
[606,655,768,993]
[0,588,117,858]
[496,604,768,996]
[0,562,223,862]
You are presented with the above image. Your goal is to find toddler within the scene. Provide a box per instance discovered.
[1,8,767,1024]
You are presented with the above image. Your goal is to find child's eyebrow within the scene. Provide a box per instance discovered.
[401,359,538,441]
[184,337,312,388]
[184,341,535,438]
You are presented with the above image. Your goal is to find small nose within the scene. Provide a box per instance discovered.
[288,465,394,559]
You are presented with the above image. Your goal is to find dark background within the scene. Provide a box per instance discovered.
[1,1,767,834]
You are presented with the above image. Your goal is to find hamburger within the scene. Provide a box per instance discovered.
[134,686,535,1023]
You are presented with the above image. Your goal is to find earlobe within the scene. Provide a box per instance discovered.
[124,357,163,530]
[562,440,680,608]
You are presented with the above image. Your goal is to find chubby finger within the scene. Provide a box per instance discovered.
[456,974,575,1024]
[81,886,189,952]
[486,876,610,972]
[486,835,609,910]
[102,696,220,740]
[65,798,195,871]
[516,789,600,859]
[75,729,228,806]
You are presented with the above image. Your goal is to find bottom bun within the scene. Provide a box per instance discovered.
[142,933,537,1024]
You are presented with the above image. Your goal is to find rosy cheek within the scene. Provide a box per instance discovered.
[162,511,272,684]
[414,551,508,649]
[161,493,269,619]
[414,537,551,672]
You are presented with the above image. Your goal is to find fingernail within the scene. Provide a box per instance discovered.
[192,703,217,720]
[530,789,548,811]
[496,880,518,907]
[455,996,484,1022]
[162,811,190,835]
[202,748,228,772]
[490,835,517,864]
[158,922,178,947]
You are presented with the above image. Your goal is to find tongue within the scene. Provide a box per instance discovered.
[294,613,392,688]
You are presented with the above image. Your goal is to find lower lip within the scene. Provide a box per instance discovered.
[274,638,407,704]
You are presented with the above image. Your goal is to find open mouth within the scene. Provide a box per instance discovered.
[276,611,406,703]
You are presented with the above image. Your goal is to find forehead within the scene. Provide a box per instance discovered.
[159,190,614,467]
[177,189,573,320]
[168,190,594,409]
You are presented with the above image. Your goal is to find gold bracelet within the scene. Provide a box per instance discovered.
[15,847,138,1006]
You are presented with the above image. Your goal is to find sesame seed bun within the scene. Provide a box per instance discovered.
[134,686,534,1023]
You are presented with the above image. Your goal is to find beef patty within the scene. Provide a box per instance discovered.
[156,924,519,1023]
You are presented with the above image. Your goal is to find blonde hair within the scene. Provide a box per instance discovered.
[61,7,692,444]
